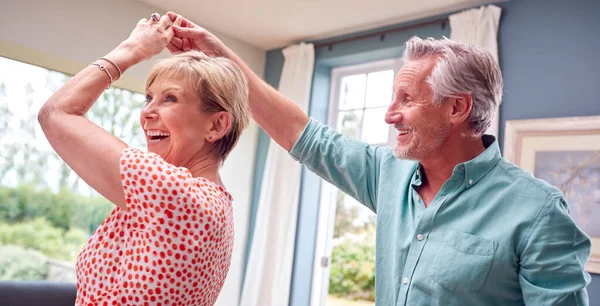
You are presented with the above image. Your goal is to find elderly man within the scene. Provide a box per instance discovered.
[166,12,591,305]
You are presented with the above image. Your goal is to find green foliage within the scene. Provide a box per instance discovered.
[0,64,143,281]
[0,184,113,232]
[0,184,112,264]
[0,245,48,281]
[0,218,87,262]
[329,189,377,302]
[328,237,376,301]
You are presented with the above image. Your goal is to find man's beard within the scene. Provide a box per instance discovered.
[393,122,450,160]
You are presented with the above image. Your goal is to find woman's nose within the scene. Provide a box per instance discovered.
[141,102,158,120]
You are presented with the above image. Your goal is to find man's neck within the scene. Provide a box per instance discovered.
[419,134,486,194]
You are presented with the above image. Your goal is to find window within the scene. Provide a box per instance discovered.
[0,56,145,282]
[311,58,402,306]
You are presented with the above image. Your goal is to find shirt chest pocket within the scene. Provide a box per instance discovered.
[428,229,497,292]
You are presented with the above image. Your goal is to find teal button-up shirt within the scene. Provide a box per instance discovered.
[290,119,591,306]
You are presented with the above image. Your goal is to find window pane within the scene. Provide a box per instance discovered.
[0,56,144,283]
[338,74,366,110]
[336,110,363,140]
[361,107,389,144]
[332,192,375,239]
[328,190,376,304]
[365,70,394,108]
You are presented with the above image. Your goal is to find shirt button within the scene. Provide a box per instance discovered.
[417,234,424,241]
[468,179,473,185]
[403,277,409,284]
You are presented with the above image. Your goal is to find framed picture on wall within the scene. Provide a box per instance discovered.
[504,115,600,274]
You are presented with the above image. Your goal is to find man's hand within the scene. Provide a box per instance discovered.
[166,12,228,57]
[165,11,310,152]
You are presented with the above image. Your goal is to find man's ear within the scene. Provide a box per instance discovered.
[205,111,231,142]
[447,93,472,125]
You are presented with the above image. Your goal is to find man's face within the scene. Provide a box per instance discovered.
[384,56,451,160]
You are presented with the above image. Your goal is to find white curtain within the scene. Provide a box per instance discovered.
[239,42,315,306]
[450,5,502,137]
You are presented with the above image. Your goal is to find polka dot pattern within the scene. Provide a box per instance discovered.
[75,148,234,306]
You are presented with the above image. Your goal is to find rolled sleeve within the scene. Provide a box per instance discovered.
[289,118,383,212]
[519,195,592,305]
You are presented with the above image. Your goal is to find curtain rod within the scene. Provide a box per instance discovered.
[313,17,448,49]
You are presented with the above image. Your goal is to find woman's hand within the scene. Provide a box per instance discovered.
[121,14,175,63]
[38,13,179,211]
[165,12,229,57]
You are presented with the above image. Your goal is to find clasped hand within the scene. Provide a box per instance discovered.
[120,11,226,65]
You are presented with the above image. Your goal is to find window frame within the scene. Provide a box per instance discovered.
[327,58,403,147]
[0,42,147,283]
[310,57,403,306]
[0,41,145,93]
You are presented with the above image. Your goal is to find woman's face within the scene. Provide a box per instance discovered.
[141,76,214,166]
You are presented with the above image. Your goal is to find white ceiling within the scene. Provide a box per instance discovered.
[137,0,496,50]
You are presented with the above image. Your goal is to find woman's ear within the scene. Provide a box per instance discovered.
[206,111,231,142]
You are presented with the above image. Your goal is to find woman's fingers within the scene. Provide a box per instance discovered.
[157,14,172,31]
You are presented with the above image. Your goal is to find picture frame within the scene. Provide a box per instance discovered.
[504,115,600,274]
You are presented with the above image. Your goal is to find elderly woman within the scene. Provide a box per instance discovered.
[38,13,249,305]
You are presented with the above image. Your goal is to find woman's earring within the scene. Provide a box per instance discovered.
[208,136,213,141]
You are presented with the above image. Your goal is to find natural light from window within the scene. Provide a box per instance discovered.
[322,61,398,306]
[0,56,144,283]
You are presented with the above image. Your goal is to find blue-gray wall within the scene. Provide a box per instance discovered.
[497,0,600,148]
[498,0,600,304]
[249,0,600,304]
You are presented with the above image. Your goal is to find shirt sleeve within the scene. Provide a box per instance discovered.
[289,118,384,213]
[518,195,592,305]
[119,148,192,220]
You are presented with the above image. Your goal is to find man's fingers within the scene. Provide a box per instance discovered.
[166,11,179,22]
[173,16,183,27]
[167,12,194,28]
[170,36,184,50]
[172,25,204,39]
[172,25,191,35]
[183,37,192,51]
[167,42,183,54]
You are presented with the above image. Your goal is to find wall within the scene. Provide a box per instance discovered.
[497,0,600,145]
[0,0,265,305]
[259,0,600,304]
[0,0,266,90]
[497,0,600,302]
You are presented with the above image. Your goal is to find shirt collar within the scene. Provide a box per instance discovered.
[411,135,501,188]
[412,163,423,187]
[456,134,501,188]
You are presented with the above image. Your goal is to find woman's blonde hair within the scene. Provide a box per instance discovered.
[145,50,250,161]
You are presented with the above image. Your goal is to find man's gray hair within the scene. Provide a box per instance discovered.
[403,36,503,135]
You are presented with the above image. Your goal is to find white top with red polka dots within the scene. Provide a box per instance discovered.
[75,148,234,306]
